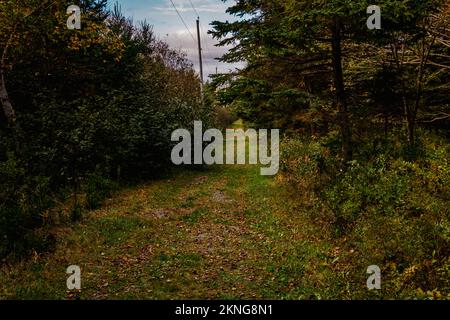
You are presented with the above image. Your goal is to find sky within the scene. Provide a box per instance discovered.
[112,0,241,79]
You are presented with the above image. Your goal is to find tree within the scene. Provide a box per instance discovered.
[0,1,207,257]
[211,0,443,159]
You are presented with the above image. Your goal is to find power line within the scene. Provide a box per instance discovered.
[185,1,210,68]
[187,0,200,18]
[200,21,209,54]
[169,0,196,42]
[172,0,213,80]
[186,0,207,46]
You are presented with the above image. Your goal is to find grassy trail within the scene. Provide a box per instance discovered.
[1,164,328,300]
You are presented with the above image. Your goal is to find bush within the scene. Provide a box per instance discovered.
[279,132,450,298]
[0,156,55,258]
[85,173,118,210]
[280,137,334,192]
[214,106,238,130]
[0,6,209,259]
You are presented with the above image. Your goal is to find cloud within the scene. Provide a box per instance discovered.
[162,29,242,78]
[115,0,241,79]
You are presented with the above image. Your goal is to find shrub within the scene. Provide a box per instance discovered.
[85,173,118,210]
[0,6,209,259]
[279,132,450,298]
[214,106,237,131]
[280,137,334,192]
[0,156,55,258]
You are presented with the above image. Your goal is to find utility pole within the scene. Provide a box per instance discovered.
[196,18,204,95]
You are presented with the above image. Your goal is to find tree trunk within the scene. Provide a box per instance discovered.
[0,69,16,127]
[331,18,352,162]
[384,111,389,139]
[1,31,17,128]
[406,112,415,146]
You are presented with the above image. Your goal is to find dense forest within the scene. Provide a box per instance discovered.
[0,0,213,256]
[208,0,449,298]
[0,0,449,300]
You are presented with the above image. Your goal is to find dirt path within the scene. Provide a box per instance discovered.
[1,164,319,299]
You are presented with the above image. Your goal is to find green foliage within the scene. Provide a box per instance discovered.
[280,132,449,297]
[203,83,238,130]
[0,156,55,257]
[211,0,449,141]
[1,0,449,300]
[85,173,118,210]
[213,0,449,296]
[0,2,208,258]
[280,138,334,192]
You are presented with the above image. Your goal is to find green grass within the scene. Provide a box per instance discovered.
[182,209,207,224]
[0,154,393,299]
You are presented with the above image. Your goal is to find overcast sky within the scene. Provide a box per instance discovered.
[112,0,241,79]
